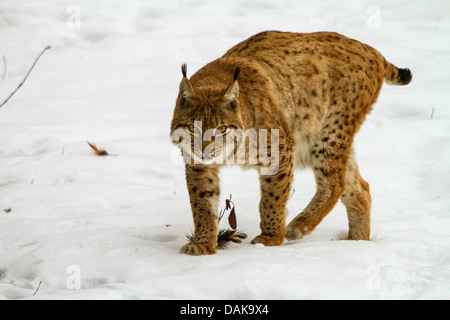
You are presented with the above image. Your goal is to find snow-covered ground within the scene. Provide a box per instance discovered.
[0,0,449,300]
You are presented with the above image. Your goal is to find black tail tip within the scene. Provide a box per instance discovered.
[398,68,412,85]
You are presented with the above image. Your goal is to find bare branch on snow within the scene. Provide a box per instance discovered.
[0,46,51,109]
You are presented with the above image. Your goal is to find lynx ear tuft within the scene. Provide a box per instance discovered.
[233,66,241,82]
[179,63,195,102]
[181,63,188,78]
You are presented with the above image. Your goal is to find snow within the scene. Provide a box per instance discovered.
[0,0,449,300]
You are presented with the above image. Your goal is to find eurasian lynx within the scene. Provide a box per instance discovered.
[170,31,412,255]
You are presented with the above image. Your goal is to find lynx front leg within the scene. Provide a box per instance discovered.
[251,147,294,246]
[181,165,220,255]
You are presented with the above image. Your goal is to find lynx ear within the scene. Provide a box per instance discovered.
[223,80,239,103]
[179,64,195,101]
[223,66,240,103]
[179,78,195,101]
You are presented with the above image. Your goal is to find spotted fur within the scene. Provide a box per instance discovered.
[171,31,412,255]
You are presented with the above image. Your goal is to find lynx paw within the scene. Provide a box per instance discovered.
[285,223,310,241]
[180,243,216,256]
[251,234,284,246]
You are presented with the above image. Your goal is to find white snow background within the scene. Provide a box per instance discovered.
[0,0,449,300]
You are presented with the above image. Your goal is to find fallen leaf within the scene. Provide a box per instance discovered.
[87,141,109,156]
[228,207,237,230]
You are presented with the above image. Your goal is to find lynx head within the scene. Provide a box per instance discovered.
[170,64,244,164]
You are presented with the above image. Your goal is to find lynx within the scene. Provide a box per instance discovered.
[170,31,412,255]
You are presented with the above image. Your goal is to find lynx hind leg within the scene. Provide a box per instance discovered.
[286,173,345,240]
[340,155,371,240]
[286,130,350,240]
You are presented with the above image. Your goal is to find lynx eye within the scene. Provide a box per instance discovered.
[217,125,227,134]
[188,124,195,133]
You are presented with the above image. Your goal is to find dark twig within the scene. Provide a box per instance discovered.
[0,46,51,109]
[33,281,42,296]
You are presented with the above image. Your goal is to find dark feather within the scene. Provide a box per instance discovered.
[185,229,247,250]
[217,229,247,249]
[186,232,194,243]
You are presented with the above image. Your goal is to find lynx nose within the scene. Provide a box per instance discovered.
[202,147,216,160]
